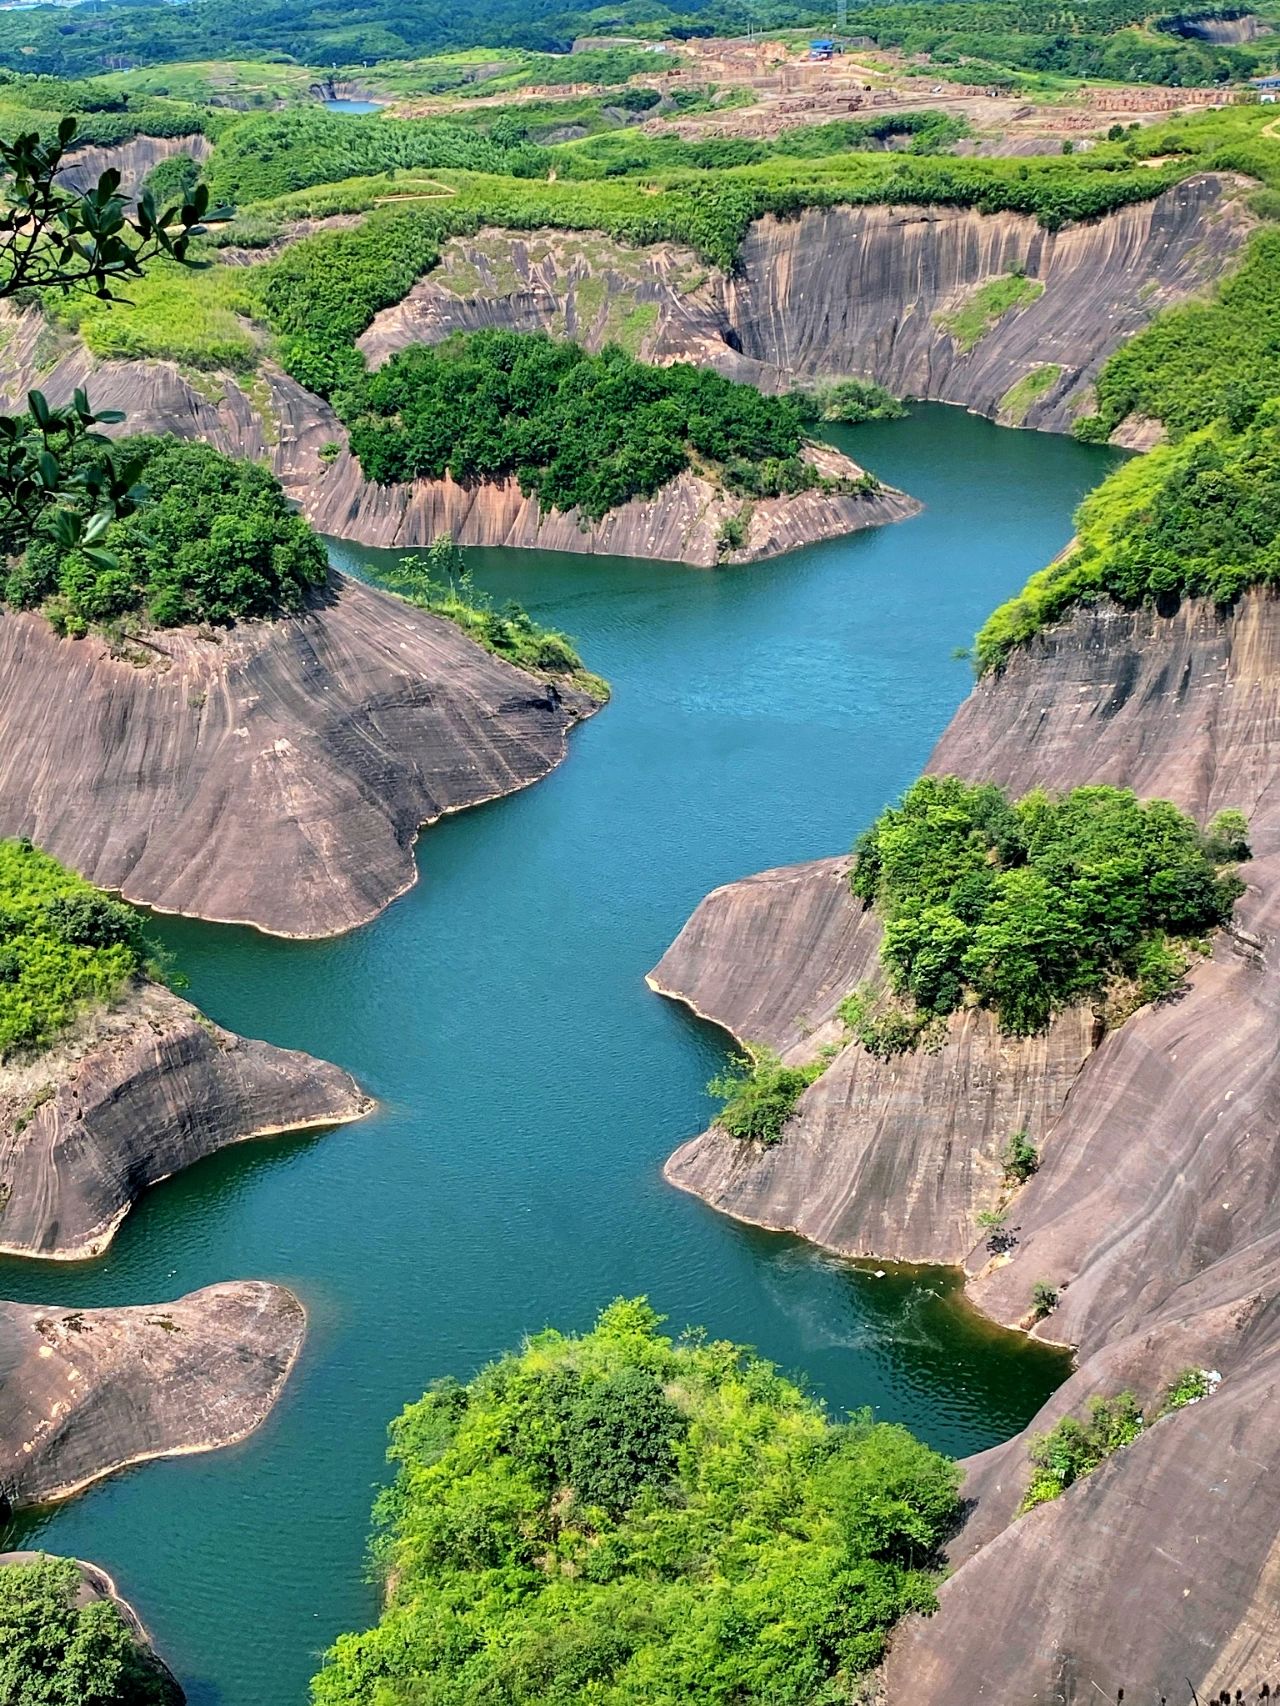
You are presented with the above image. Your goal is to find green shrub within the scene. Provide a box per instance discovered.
[1001,1130,1039,1184]
[311,1298,961,1705]
[850,775,1245,1038]
[372,540,607,699]
[1160,1367,1215,1411]
[1019,1392,1143,1511]
[140,152,201,208]
[707,1045,823,1143]
[1030,1280,1059,1319]
[0,1554,177,1706]
[0,840,155,1058]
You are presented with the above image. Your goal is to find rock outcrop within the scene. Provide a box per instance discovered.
[301,441,916,566]
[0,572,596,936]
[56,134,212,199]
[0,981,369,1259]
[651,589,1280,1699]
[360,174,1251,433]
[0,1281,304,1508]
[0,1551,184,1701]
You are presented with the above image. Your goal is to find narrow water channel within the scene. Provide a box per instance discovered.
[1,406,1120,1706]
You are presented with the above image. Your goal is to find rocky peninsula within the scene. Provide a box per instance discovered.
[0,980,368,1260]
[651,588,1280,1700]
[0,574,596,936]
[0,1281,304,1509]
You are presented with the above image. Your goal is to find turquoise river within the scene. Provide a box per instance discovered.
[2,405,1120,1706]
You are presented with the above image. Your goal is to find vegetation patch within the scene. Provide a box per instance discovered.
[343,329,823,519]
[0,1553,178,1705]
[5,436,326,634]
[791,376,908,425]
[1020,1370,1218,1512]
[977,406,1280,671]
[999,363,1062,425]
[849,775,1247,1037]
[0,839,155,1059]
[934,272,1045,354]
[371,539,609,701]
[707,1045,824,1144]
[47,256,259,371]
[1019,1393,1144,1511]
[310,1298,961,1706]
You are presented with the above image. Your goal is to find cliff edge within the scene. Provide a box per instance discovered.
[0,980,369,1259]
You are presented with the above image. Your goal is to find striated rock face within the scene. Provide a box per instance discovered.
[55,134,212,200]
[0,572,596,937]
[0,1281,304,1507]
[0,1551,184,1701]
[725,174,1252,431]
[652,589,1280,1700]
[301,441,917,566]
[360,175,1250,433]
[0,309,341,507]
[0,982,369,1260]
[654,857,1100,1264]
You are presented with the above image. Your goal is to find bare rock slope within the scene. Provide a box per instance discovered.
[652,589,1280,1699]
[0,982,368,1260]
[0,1281,303,1508]
[361,173,1250,433]
[0,573,595,937]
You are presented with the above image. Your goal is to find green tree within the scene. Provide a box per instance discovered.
[0,1554,178,1706]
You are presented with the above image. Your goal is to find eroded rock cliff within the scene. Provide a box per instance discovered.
[0,573,595,936]
[0,1281,303,1507]
[361,174,1251,433]
[652,590,1280,1699]
[301,441,916,566]
[0,981,368,1259]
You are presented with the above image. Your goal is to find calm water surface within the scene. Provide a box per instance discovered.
[2,407,1119,1706]
[322,97,385,114]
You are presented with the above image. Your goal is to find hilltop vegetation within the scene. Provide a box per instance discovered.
[848,776,1246,1037]
[4,437,327,633]
[978,407,1280,669]
[311,1298,961,1706]
[345,329,828,517]
[0,839,156,1058]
